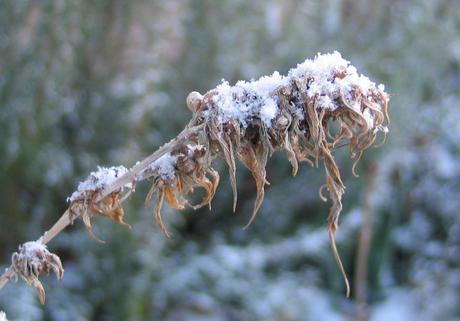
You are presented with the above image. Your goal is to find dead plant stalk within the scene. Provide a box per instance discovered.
[0,52,390,303]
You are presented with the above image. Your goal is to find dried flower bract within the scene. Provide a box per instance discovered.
[11,239,64,304]
[67,166,133,242]
[141,143,219,236]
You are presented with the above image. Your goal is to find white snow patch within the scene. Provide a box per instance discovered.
[187,144,205,157]
[260,97,279,127]
[363,108,375,129]
[212,71,289,127]
[16,238,49,270]
[0,311,8,321]
[67,166,131,202]
[212,51,385,130]
[137,152,178,181]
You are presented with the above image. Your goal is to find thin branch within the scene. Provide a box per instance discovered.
[0,123,205,291]
[96,123,205,201]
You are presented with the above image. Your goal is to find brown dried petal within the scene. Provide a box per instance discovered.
[97,193,131,229]
[154,187,172,237]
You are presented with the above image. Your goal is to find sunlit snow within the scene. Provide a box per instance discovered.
[67,166,131,202]
[211,51,385,129]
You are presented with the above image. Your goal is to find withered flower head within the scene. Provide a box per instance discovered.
[178,51,390,296]
[140,143,219,237]
[67,166,133,242]
[11,239,64,305]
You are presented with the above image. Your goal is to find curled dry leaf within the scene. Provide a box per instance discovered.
[11,239,64,304]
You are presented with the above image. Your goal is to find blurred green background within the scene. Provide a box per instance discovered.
[1,0,460,320]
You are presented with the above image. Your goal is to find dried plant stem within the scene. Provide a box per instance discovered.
[0,267,14,290]
[97,123,206,193]
[354,161,378,320]
[0,53,390,302]
[0,123,205,291]
[0,208,74,290]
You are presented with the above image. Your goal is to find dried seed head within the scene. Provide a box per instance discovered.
[171,143,189,156]
[276,114,290,127]
[186,91,203,113]
[12,240,64,305]
[201,90,218,110]
[177,155,196,174]
[281,87,292,97]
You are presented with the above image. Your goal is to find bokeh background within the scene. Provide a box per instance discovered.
[1,0,460,320]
